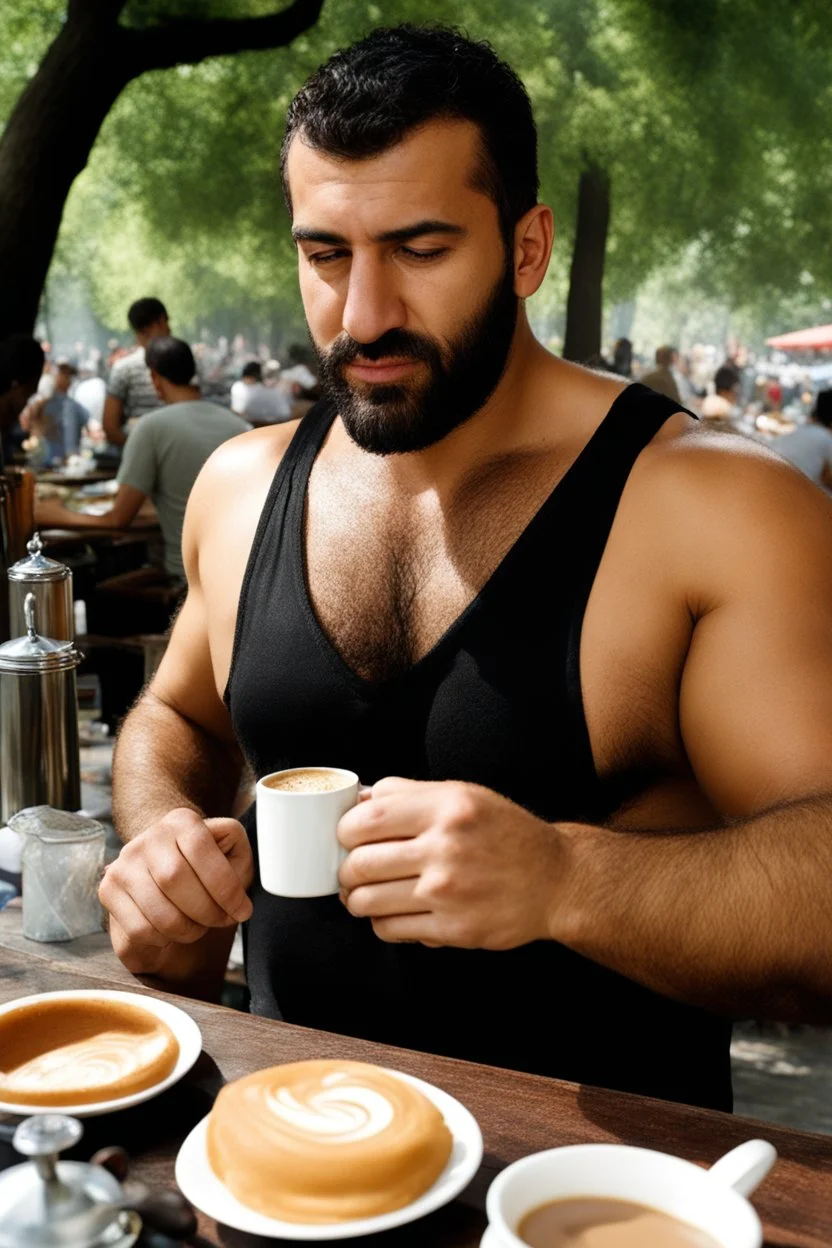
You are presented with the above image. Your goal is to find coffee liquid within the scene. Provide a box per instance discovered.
[0,998,179,1106]
[263,768,352,793]
[518,1197,720,1247]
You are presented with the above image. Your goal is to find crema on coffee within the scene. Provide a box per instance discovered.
[0,998,179,1106]
[263,768,352,793]
[206,1059,452,1222]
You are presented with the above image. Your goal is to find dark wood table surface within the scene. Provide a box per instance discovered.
[1,925,831,1247]
[36,468,118,486]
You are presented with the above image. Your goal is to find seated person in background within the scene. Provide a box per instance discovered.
[103,297,170,448]
[22,360,88,464]
[640,345,682,404]
[0,336,44,463]
[774,390,832,493]
[230,360,292,426]
[35,337,251,583]
[700,365,742,431]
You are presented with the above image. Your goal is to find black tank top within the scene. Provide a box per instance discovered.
[226,382,732,1111]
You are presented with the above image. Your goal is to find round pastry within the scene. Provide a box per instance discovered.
[0,998,179,1106]
[206,1059,454,1223]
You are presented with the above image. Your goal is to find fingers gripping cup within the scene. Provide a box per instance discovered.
[256,767,359,898]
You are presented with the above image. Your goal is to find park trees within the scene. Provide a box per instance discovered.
[1,0,830,352]
[0,0,324,339]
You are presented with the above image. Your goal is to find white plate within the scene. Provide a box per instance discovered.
[0,988,202,1117]
[175,1067,483,1240]
[480,1227,500,1247]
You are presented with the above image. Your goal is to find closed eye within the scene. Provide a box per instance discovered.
[400,247,448,261]
[307,249,349,266]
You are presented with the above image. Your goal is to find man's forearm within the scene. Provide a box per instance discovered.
[552,794,832,1021]
[108,691,244,1000]
[112,690,243,842]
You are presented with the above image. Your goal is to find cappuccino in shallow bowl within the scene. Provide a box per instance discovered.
[484,1139,776,1248]
[256,766,359,897]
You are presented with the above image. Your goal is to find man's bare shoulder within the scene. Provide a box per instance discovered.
[642,420,826,509]
[195,419,302,489]
[182,420,302,569]
[633,422,832,607]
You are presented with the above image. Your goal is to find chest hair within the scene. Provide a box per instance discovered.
[304,447,566,682]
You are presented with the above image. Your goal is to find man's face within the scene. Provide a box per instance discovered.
[138,317,170,346]
[286,120,519,455]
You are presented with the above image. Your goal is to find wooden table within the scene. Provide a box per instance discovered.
[37,469,117,486]
[1,922,832,1247]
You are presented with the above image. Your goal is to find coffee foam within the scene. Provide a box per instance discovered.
[206,1059,453,1223]
[0,999,179,1106]
[263,768,352,793]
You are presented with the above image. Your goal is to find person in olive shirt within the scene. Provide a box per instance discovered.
[35,337,250,579]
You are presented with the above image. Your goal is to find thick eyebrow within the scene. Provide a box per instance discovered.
[291,219,468,245]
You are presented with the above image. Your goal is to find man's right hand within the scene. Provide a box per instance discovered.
[99,809,253,976]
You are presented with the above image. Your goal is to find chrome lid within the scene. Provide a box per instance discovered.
[8,534,71,584]
[0,594,81,673]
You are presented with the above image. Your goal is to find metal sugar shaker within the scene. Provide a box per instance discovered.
[0,1115,200,1248]
[0,592,82,824]
[0,1116,140,1248]
[9,532,74,642]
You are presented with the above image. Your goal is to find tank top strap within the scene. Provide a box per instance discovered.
[224,400,337,706]
[561,383,694,585]
[558,382,695,810]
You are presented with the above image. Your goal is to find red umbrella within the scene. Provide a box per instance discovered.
[766,324,832,350]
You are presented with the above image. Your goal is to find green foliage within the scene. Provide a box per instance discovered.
[3,0,832,341]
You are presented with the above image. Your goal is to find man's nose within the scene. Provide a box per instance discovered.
[341,255,406,346]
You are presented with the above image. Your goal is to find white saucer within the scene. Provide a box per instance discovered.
[175,1067,483,1241]
[0,988,202,1117]
[480,1227,501,1247]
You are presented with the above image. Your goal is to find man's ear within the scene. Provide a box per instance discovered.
[149,369,166,401]
[513,204,554,299]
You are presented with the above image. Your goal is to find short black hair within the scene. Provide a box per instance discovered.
[281,24,538,239]
[0,335,44,394]
[128,297,168,332]
[242,360,262,381]
[145,336,195,386]
[714,365,740,393]
[814,389,832,429]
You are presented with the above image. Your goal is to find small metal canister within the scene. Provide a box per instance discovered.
[9,532,74,642]
[0,593,82,824]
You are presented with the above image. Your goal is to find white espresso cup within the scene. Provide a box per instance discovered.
[482,1138,777,1248]
[256,766,359,898]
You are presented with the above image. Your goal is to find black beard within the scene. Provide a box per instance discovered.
[310,262,519,456]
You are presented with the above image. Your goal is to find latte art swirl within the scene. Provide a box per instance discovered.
[0,998,179,1106]
[207,1060,453,1223]
[265,1072,394,1142]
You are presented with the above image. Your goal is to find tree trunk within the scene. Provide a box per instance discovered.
[0,15,133,339]
[562,162,611,364]
[0,0,324,341]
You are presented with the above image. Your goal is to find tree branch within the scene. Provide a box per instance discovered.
[67,0,129,22]
[127,0,324,74]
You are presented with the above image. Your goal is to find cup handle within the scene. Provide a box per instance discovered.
[708,1140,777,1197]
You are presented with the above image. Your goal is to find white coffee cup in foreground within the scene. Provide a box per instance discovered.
[256,766,359,898]
[482,1138,777,1248]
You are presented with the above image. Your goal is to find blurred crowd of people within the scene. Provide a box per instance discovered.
[7,296,320,472]
[597,336,832,491]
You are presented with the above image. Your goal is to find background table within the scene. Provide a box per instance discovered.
[1,930,832,1246]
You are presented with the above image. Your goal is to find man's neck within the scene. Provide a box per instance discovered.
[165,385,201,405]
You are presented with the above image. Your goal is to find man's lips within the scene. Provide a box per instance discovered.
[346,358,421,383]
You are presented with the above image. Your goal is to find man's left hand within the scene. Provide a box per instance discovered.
[337,777,565,949]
